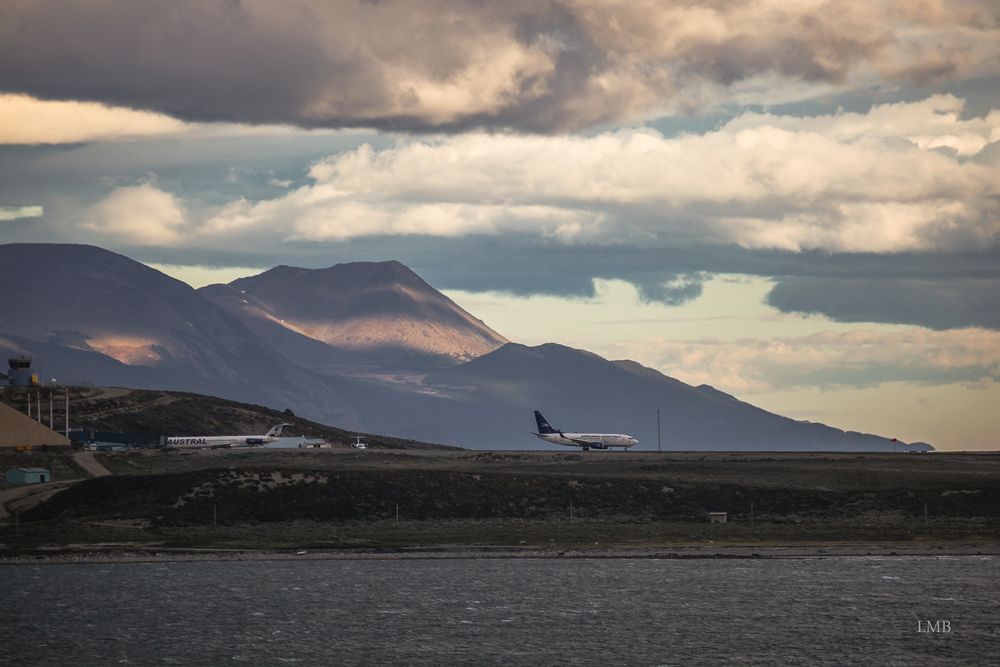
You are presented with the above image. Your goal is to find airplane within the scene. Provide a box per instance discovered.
[532,410,638,451]
[164,423,291,449]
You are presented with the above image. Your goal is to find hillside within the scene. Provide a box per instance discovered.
[0,386,454,450]
[7,450,999,553]
[0,244,355,424]
[415,343,924,451]
[0,243,928,451]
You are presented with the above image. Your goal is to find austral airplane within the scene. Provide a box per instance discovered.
[164,423,291,449]
[532,410,638,451]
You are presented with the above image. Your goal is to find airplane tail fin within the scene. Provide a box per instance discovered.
[534,410,558,435]
[266,423,291,438]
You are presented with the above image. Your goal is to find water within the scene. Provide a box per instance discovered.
[2,557,997,665]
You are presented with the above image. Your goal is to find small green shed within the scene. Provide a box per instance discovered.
[6,467,51,485]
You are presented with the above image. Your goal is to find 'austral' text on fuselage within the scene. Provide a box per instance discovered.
[166,437,208,446]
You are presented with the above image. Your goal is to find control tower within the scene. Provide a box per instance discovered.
[7,355,39,387]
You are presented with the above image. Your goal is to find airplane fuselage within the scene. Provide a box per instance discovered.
[164,435,273,449]
[165,424,289,449]
[533,432,637,450]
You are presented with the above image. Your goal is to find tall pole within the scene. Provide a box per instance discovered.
[65,387,70,435]
[49,392,53,429]
[37,392,41,422]
[27,392,31,419]
[657,409,661,452]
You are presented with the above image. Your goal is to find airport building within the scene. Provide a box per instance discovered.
[68,430,163,450]
[6,467,51,485]
[7,355,39,388]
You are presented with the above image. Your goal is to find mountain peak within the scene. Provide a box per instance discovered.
[211,259,507,363]
[259,260,417,285]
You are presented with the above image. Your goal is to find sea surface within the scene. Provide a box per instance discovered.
[2,556,997,665]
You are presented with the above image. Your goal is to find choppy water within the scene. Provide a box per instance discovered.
[2,556,997,665]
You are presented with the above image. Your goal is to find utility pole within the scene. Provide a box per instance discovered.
[657,409,661,452]
[65,387,70,435]
[49,391,53,429]
[37,392,42,422]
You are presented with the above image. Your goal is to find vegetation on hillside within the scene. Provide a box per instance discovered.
[0,386,454,450]
[5,450,999,552]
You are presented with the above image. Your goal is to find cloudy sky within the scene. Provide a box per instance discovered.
[1,0,999,449]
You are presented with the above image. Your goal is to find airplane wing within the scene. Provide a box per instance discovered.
[563,435,604,448]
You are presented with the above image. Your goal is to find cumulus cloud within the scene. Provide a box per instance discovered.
[725,95,1000,156]
[62,96,1000,329]
[0,1,997,132]
[82,184,188,245]
[0,93,360,145]
[0,94,188,144]
[602,327,1000,394]
[189,96,999,254]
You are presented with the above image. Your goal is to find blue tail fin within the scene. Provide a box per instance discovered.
[534,410,558,434]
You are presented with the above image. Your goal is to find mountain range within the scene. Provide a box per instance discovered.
[0,243,930,451]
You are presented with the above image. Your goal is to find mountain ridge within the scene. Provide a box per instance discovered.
[204,259,508,367]
[0,243,929,451]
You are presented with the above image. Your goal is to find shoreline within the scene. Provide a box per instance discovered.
[2,542,998,565]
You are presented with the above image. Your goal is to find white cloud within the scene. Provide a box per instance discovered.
[0,93,355,145]
[207,197,603,243]
[600,327,1000,395]
[188,96,999,254]
[0,94,187,144]
[724,95,1000,156]
[0,205,43,221]
[82,184,187,245]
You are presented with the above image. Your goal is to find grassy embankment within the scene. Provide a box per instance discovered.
[2,450,999,553]
[0,385,453,449]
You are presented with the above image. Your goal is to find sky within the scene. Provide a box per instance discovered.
[1,0,998,449]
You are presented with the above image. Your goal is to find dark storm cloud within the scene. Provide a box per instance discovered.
[767,276,1000,330]
[2,0,997,133]
[359,239,1000,331]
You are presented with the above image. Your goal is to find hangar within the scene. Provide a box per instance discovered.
[6,467,51,485]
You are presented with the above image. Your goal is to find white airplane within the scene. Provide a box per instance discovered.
[165,423,291,449]
[532,410,638,451]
